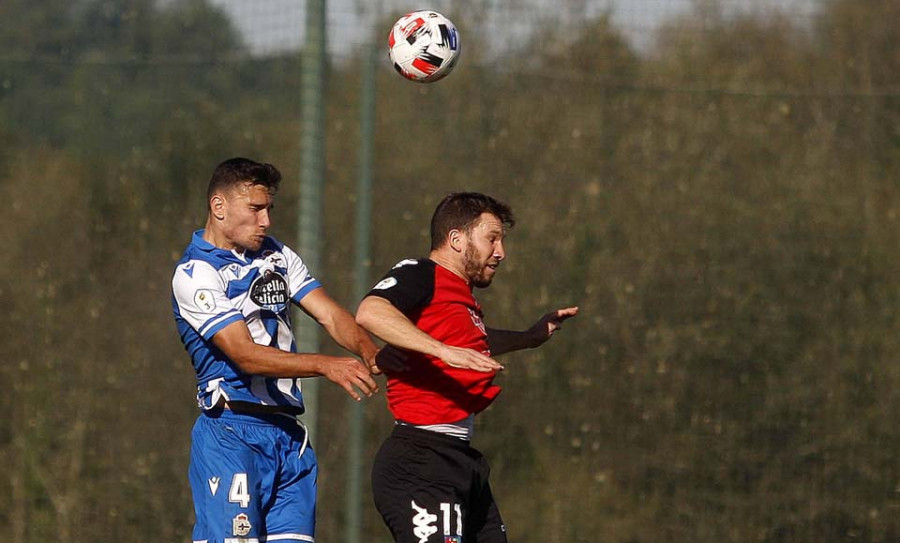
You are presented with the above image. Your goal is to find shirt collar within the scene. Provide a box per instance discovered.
[191,229,217,252]
[193,229,258,263]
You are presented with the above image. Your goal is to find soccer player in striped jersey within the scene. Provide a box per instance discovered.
[172,157,379,543]
[356,192,578,543]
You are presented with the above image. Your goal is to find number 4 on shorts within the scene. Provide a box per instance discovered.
[228,473,251,508]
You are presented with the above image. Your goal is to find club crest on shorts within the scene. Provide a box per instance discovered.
[233,513,252,537]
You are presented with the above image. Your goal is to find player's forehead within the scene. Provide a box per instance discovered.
[229,181,274,203]
[471,212,505,235]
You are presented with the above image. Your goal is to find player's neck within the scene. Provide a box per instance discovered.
[203,219,242,254]
[429,250,469,284]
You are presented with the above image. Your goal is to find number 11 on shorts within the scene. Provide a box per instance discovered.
[440,502,462,537]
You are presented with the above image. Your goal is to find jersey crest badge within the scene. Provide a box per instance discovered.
[468,307,486,334]
[262,250,287,268]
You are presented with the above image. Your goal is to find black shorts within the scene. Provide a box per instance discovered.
[372,424,508,543]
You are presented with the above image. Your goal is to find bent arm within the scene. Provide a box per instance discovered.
[356,296,502,372]
[299,288,380,371]
[212,319,339,377]
[356,296,446,358]
[211,314,379,400]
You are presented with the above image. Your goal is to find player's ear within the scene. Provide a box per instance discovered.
[448,228,464,253]
[210,194,226,220]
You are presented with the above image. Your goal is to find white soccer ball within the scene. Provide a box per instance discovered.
[388,10,461,83]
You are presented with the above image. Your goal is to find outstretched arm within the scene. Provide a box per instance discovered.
[486,306,579,356]
[299,288,381,373]
[356,295,503,372]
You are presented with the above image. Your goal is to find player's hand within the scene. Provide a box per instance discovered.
[439,345,504,372]
[321,356,379,401]
[375,345,411,373]
[365,348,383,375]
[527,306,579,347]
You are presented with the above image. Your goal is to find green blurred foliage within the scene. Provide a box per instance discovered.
[1,1,899,542]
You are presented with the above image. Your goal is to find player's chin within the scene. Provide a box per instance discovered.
[473,271,495,288]
[246,236,266,251]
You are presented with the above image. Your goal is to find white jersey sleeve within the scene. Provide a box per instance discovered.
[172,260,244,340]
[282,244,321,303]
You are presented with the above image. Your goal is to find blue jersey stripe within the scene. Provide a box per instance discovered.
[226,267,261,299]
[292,280,322,304]
[200,312,244,340]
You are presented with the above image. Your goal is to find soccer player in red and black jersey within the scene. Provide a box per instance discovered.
[357,192,578,543]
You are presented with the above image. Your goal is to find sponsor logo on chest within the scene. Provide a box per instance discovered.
[250,271,288,309]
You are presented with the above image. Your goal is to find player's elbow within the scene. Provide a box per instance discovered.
[355,297,380,332]
[218,340,270,376]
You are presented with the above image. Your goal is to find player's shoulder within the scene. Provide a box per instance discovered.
[175,236,231,270]
[172,256,219,286]
[368,257,436,310]
[390,258,434,271]
[371,257,433,291]
[384,258,435,280]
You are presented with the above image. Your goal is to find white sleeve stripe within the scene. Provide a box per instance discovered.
[198,310,243,337]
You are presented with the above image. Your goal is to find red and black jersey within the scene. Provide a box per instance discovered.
[367,258,501,424]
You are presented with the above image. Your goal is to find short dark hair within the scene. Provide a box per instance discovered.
[430,192,515,250]
[207,157,282,206]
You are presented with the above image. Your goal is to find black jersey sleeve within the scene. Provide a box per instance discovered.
[365,258,435,316]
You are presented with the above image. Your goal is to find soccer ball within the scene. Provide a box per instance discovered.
[388,11,460,83]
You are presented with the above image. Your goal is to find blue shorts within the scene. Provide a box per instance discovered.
[189,409,317,542]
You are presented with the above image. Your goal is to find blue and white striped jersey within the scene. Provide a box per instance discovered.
[172,230,321,411]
